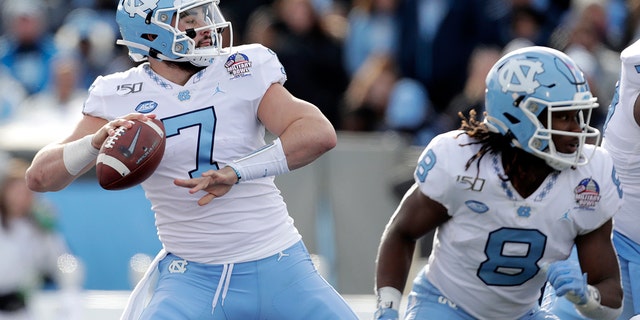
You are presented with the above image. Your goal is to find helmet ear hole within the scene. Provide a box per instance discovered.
[141,33,158,41]
[504,113,520,125]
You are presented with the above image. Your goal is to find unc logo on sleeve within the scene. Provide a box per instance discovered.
[498,59,544,94]
[574,178,601,209]
[225,52,253,79]
[122,0,159,18]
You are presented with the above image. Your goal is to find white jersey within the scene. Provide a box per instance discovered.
[83,44,301,264]
[415,131,621,320]
[602,39,640,245]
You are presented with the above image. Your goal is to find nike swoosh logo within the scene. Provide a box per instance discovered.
[124,127,142,157]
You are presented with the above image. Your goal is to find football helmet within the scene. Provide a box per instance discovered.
[484,46,600,170]
[116,0,232,66]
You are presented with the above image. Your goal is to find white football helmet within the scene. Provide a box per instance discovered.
[484,46,600,170]
[116,0,232,67]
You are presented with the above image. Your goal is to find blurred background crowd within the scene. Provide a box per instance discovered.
[1,0,636,147]
[0,0,638,317]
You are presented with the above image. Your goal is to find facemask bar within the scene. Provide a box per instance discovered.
[523,96,600,170]
[155,0,232,65]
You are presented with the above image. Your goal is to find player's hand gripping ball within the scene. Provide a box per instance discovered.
[96,118,165,190]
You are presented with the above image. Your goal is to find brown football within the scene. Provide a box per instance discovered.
[96,118,165,190]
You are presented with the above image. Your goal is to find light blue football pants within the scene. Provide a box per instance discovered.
[404,270,558,320]
[138,240,359,320]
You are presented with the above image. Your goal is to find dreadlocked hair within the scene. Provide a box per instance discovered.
[457,109,513,174]
[457,109,548,184]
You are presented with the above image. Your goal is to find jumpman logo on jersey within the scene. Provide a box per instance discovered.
[213,82,225,96]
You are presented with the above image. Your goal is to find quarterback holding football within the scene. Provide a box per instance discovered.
[25,0,358,319]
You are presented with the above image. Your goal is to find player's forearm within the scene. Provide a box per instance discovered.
[279,116,337,170]
[593,277,623,309]
[26,138,97,192]
[27,145,76,192]
[374,235,414,318]
[375,235,416,292]
[571,281,622,320]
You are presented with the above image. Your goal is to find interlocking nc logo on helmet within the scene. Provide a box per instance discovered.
[122,0,159,18]
[498,59,544,94]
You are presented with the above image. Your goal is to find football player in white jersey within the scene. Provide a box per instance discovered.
[373,46,623,320]
[543,39,640,320]
[24,0,359,319]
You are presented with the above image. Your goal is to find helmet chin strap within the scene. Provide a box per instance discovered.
[188,56,215,67]
[544,151,578,171]
[116,39,180,62]
[117,39,223,67]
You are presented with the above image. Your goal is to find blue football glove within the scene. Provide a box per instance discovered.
[546,259,589,305]
[374,307,399,320]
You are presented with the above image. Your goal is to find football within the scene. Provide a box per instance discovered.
[96,118,166,190]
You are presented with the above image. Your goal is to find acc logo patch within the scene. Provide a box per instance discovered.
[135,100,158,113]
[122,0,159,18]
[574,178,601,208]
[465,200,489,214]
[225,52,252,79]
[498,58,543,94]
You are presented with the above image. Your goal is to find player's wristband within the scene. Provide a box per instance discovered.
[227,138,289,182]
[63,134,99,176]
[571,285,622,320]
[228,166,242,184]
[376,286,402,311]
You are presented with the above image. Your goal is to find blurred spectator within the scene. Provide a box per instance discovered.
[620,0,640,49]
[85,0,119,33]
[15,56,86,125]
[0,65,27,123]
[506,0,570,47]
[501,4,545,53]
[243,5,279,48]
[394,0,500,113]
[385,77,444,146]
[342,0,400,76]
[54,8,116,89]
[395,0,570,114]
[221,0,272,45]
[1,57,86,150]
[0,154,75,319]
[271,0,349,129]
[341,54,444,145]
[603,0,628,51]
[39,0,74,34]
[560,2,620,130]
[0,0,59,95]
[443,46,502,131]
[102,45,140,75]
[341,54,398,132]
